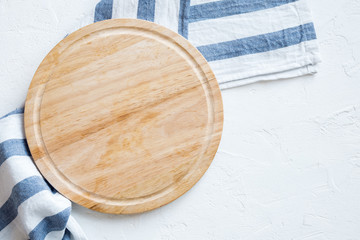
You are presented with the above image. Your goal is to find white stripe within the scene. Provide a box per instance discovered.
[190,0,220,6]
[154,0,181,33]
[66,216,88,240]
[219,65,318,89]
[0,155,41,205]
[45,230,66,240]
[0,114,24,144]
[5,191,70,237]
[112,0,139,19]
[188,0,314,46]
[209,39,320,84]
[0,221,27,240]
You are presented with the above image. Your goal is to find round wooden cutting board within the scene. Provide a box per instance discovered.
[24,19,223,214]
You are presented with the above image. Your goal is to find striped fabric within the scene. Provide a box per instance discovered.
[96,0,320,88]
[0,109,87,240]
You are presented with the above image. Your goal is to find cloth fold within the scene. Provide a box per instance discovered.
[96,0,321,89]
[0,109,87,240]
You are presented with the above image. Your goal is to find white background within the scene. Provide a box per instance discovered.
[1,0,360,239]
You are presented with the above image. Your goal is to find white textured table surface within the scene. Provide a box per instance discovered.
[1,1,360,239]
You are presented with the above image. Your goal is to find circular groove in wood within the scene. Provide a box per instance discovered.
[25,19,223,214]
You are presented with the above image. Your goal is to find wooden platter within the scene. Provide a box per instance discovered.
[24,19,223,214]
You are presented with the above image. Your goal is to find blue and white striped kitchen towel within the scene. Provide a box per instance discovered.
[95,0,320,88]
[0,109,88,240]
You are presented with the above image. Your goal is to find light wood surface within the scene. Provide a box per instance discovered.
[24,19,223,214]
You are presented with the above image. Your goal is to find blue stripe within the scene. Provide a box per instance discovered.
[0,108,24,120]
[189,0,298,23]
[137,0,156,22]
[197,23,317,62]
[0,176,50,231]
[45,179,59,194]
[62,229,72,240]
[29,208,71,240]
[94,0,113,22]
[178,0,191,38]
[0,139,30,167]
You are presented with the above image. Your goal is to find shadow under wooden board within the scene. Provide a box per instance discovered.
[24,19,223,214]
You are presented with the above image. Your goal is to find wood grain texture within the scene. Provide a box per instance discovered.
[24,19,223,214]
